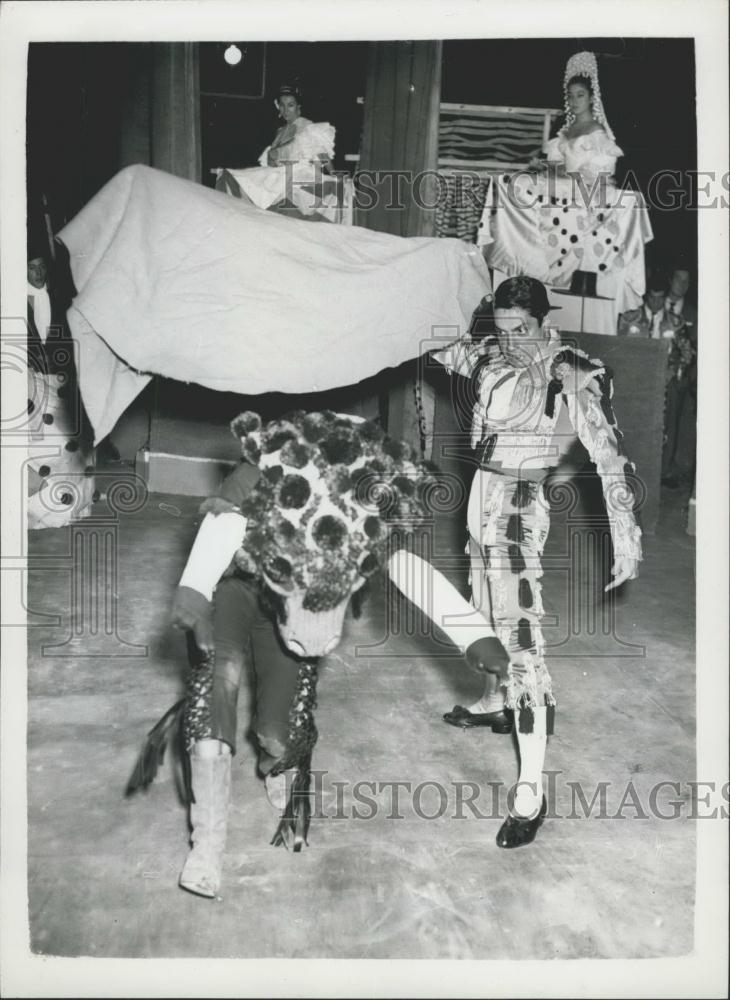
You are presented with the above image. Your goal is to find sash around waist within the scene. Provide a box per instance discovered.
[478,460,557,483]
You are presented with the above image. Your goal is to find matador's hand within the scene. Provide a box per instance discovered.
[171,585,215,655]
[604,557,639,593]
[465,635,511,681]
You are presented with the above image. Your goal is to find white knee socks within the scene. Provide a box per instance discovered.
[513,706,547,817]
[469,673,506,714]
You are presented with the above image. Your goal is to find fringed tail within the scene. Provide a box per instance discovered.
[270,756,313,852]
[126,644,214,804]
[125,699,186,796]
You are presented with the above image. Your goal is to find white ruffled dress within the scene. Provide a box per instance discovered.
[226,119,337,214]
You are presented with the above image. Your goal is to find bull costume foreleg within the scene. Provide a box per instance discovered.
[179,514,324,890]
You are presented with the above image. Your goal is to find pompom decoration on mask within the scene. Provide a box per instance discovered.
[231,410,439,612]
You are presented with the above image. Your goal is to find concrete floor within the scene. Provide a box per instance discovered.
[26,473,696,960]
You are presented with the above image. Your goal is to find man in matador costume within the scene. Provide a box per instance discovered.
[415,275,642,844]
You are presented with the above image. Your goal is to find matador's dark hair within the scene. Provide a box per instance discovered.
[494,276,552,325]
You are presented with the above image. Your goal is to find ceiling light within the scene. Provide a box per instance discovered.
[224,45,242,66]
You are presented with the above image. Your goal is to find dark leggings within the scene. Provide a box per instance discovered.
[210,576,300,772]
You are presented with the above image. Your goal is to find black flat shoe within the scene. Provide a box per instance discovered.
[496,795,547,848]
[442,705,513,733]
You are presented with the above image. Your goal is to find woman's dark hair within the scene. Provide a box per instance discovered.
[566,74,593,96]
[494,276,551,324]
[277,83,302,103]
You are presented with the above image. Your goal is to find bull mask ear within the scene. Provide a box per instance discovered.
[231,411,263,439]
[231,411,264,466]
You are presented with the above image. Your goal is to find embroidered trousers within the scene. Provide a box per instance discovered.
[467,469,555,713]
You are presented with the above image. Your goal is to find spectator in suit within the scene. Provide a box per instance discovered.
[27,253,52,351]
[617,268,674,339]
[661,265,697,487]
[665,266,696,322]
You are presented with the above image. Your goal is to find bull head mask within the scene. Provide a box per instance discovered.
[230,410,438,658]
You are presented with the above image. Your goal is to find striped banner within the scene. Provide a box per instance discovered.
[434,173,489,243]
[438,107,558,169]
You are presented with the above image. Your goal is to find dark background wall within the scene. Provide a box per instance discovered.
[27,37,696,273]
[27,43,153,232]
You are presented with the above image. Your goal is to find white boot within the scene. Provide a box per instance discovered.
[264,768,297,812]
[179,740,231,898]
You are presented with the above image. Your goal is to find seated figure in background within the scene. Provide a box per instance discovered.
[27,254,52,348]
[618,263,696,352]
[617,267,673,339]
[259,84,334,172]
[618,261,697,488]
[661,265,697,486]
[482,51,652,318]
[536,53,624,187]
[664,264,697,341]
[218,84,340,220]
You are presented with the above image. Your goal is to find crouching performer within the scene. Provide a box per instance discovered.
[391,275,643,848]
[127,410,461,898]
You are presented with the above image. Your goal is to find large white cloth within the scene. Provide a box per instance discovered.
[58,165,490,443]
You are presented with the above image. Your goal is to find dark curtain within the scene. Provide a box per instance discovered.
[146,43,204,455]
[150,43,202,182]
[355,41,442,237]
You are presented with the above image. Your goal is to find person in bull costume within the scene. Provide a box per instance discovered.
[127,410,502,897]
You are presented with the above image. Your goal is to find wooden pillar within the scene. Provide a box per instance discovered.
[355,41,443,443]
[150,43,202,182]
[356,40,442,238]
[119,45,153,170]
[141,44,203,472]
